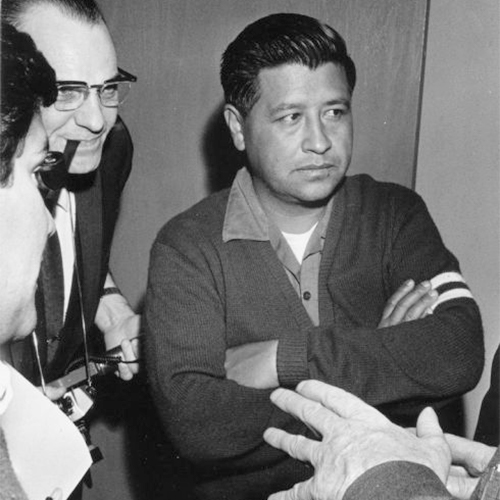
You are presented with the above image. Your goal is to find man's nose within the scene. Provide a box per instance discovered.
[74,91,106,133]
[302,118,332,154]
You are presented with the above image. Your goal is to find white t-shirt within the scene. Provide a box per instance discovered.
[281,222,318,263]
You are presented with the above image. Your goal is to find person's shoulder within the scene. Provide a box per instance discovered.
[155,189,231,247]
[344,461,452,500]
[107,115,133,145]
[344,173,424,210]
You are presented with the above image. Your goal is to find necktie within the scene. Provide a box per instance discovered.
[36,191,65,366]
[39,231,65,342]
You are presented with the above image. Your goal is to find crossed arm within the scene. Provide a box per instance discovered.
[225,279,438,389]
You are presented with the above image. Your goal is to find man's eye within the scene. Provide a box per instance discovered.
[57,87,82,102]
[325,107,349,120]
[279,113,300,124]
[101,83,119,97]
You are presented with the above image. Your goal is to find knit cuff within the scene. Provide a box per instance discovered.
[276,328,309,387]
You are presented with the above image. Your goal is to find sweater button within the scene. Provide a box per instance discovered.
[303,291,311,301]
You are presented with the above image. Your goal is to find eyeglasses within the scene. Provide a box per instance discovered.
[55,68,137,111]
[35,151,67,192]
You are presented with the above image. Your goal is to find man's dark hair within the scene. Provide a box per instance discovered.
[0,22,57,185]
[1,0,105,27]
[220,13,356,117]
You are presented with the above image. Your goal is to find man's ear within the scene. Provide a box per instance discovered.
[223,104,246,151]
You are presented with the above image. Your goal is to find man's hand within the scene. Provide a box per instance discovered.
[378,279,438,328]
[445,433,496,499]
[95,274,141,380]
[264,381,451,500]
[225,340,279,389]
[102,316,140,381]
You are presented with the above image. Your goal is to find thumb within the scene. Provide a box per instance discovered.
[268,479,314,500]
[416,406,443,438]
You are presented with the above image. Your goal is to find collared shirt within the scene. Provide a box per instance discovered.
[0,362,12,415]
[223,167,333,326]
[53,188,76,320]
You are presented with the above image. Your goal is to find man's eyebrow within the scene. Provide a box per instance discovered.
[268,103,304,115]
[325,98,351,108]
[269,98,351,115]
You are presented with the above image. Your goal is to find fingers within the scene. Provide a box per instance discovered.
[264,427,318,463]
[380,279,415,321]
[379,280,438,328]
[268,480,313,500]
[415,407,443,438]
[116,338,140,380]
[295,380,386,422]
[447,475,480,500]
[402,283,437,320]
[445,433,496,474]
[270,387,336,435]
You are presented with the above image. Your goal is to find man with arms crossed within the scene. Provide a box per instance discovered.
[145,13,483,499]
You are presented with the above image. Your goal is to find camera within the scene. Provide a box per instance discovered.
[49,338,140,465]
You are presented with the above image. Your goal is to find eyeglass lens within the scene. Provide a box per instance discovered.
[55,81,133,111]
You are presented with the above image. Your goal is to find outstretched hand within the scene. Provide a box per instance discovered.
[264,380,451,500]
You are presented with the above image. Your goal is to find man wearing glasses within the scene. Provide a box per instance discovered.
[2,0,140,389]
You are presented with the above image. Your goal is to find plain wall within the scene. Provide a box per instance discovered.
[416,0,500,437]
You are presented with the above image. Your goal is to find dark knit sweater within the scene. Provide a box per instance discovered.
[145,174,483,500]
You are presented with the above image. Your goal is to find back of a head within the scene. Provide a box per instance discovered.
[1,0,105,27]
[0,22,56,184]
[220,12,356,117]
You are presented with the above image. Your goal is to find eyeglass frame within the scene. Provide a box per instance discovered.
[54,67,137,111]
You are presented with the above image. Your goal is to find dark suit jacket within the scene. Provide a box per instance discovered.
[475,346,499,446]
[10,116,133,383]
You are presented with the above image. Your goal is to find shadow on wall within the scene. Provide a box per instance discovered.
[202,102,245,193]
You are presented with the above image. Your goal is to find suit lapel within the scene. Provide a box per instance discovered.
[75,168,102,328]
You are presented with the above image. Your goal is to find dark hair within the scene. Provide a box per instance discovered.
[1,0,105,27]
[0,22,57,185]
[221,13,356,117]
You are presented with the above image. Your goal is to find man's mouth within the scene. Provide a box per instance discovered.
[298,163,337,171]
[74,137,102,151]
